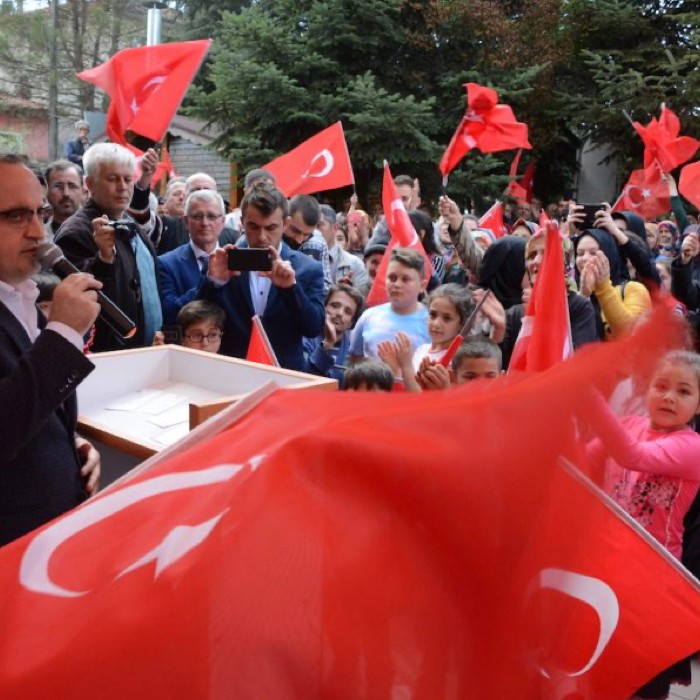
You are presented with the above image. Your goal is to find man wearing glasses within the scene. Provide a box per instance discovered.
[158,190,225,325]
[0,153,102,547]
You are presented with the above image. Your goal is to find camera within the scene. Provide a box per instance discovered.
[106,219,134,240]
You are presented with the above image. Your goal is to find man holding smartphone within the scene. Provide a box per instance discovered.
[198,182,325,371]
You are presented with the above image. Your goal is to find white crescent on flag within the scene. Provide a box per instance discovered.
[130,75,166,114]
[537,567,620,678]
[19,461,264,598]
[302,149,334,179]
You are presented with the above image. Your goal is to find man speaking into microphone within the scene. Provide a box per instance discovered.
[0,154,102,547]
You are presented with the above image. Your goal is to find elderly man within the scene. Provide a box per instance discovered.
[55,143,162,352]
[199,182,324,371]
[45,159,85,238]
[0,153,101,547]
[158,189,225,324]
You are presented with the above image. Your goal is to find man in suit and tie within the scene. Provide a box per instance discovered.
[158,189,225,325]
[199,182,325,371]
[0,154,102,547]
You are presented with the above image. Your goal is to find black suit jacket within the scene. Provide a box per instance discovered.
[0,304,94,547]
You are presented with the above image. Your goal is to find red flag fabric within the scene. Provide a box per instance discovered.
[679,160,700,212]
[0,311,699,698]
[365,162,432,307]
[245,315,279,367]
[478,200,507,238]
[439,82,531,177]
[77,40,211,147]
[509,222,572,372]
[263,122,354,197]
[632,104,699,174]
[611,162,670,221]
[538,208,550,228]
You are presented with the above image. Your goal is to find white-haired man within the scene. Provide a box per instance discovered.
[55,143,162,352]
[158,189,225,324]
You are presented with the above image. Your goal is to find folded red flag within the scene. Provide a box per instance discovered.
[632,104,699,174]
[611,162,670,221]
[263,122,354,197]
[509,221,572,372]
[440,82,531,177]
[365,161,432,307]
[77,40,211,148]
[478,200,507,238]
[245,315,279,367]
[1,310,699,699]
[679,160,700,212]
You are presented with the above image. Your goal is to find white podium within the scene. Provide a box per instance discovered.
[77,346,336,466]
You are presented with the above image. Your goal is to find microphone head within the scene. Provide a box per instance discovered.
[35,242,65,269]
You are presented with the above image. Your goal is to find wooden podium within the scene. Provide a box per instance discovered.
[77,345,337,461]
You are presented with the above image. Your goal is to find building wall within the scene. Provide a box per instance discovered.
[169,136,232,203]
[0,113,48,161]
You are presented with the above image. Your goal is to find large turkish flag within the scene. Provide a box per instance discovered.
[0,310,698,699]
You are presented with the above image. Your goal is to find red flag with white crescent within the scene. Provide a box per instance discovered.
[0,310,698,698]
[77,40,211,148]
[611,162,670,221]
[478,200,507,238]
[262,122,355,197]
[365,161,432,307]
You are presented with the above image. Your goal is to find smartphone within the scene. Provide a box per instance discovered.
[227,248,273,272]
[161,324,182,345]
[574,203,604,230]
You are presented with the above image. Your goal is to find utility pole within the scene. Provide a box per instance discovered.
[48,0,59,160]
[144,2,167,46]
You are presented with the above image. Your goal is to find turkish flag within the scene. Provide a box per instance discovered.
[0,310,699,698]
[77,40,211,148]
[365,162,432,307]
[263,122,355,197]
[633,104,699,174]
[245,315,279,367]
[478,200,507,238]
[679,160,700,212]
[509,222,572,372]
[439,82,531,177]
[539,208,550,228]
[612,162,671,220]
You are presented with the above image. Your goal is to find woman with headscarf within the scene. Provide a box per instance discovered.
[573,228,652,339]
[478,236,526,310]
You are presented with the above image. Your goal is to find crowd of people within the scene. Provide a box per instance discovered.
[4,137,700,697]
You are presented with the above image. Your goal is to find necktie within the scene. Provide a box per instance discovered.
[199,255,208,275]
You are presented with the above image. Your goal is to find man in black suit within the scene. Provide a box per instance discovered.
[0,154,102,547]
[199,182,325,371]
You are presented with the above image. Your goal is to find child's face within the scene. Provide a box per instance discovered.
[346,381,386,392]
[454,357,501,384]
[386,260,425,312]
[428,297,462,349]
[647,361,700,431]
[326,291,358,335]
[182,320,223,354]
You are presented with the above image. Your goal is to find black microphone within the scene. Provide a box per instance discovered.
[36,242,137,339]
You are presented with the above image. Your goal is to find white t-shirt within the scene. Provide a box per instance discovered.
[349,303,430,360]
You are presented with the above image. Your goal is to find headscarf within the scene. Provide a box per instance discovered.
[478,236,526,309]
[572,228,628,287]
[611,210,648,244]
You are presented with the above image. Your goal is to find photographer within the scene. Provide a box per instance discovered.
[55,143,162,351]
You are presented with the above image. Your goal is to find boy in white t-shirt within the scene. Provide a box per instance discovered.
[349,248,430,362]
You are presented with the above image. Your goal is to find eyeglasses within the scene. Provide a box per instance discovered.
[183,331,223,343]
[50,182,82,192]
[188,213,223,223]
[0,206,52,226]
